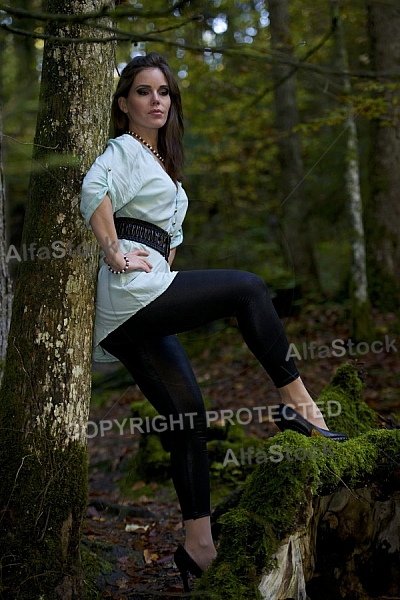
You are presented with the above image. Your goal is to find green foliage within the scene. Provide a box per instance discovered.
[321,362,377,436]
[2,0,42,233]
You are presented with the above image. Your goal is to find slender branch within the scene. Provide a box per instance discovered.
[86,13,202,39]
[324,465,373,507]
[2,22,400,81]
[246,17,338,107]
[0,23,176,44]
[0,0,192,23]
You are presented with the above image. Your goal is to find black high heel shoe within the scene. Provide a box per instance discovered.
[174,544,204,592]
[276,403,348,442]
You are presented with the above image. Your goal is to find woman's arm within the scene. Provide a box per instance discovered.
[89,195,152,272]
[168,248,176,266]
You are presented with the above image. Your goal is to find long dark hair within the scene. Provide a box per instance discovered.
[112,53,184,183]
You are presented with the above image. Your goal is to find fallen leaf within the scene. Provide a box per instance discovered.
[125,523,150,532]
[143,549,158,564]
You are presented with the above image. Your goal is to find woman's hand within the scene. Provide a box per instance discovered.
[105,249,153,273]
[125,249,153,272]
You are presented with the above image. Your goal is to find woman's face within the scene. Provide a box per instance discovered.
[118,67,171,137]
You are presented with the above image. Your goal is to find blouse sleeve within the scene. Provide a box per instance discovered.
[170,227,183,249]
[80,138,143,229]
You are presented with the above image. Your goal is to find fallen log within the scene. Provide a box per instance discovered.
[197,364,400,600]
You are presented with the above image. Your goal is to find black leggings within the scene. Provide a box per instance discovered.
[100,269,299,520]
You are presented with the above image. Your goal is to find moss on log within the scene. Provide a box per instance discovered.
[322,362,377,437]
[196,364,400,599]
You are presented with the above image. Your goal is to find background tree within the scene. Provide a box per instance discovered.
[12,0,38,78]
[0,103,12,383]
[0,0,115,597]
[366,0,400,311]
[330,0,372,341]
[268,0,320,297]
[1,0,42,265]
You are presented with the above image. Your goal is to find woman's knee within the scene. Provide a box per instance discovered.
[236,271,269,300]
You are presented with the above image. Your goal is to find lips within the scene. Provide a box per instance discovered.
[149,110,163,115]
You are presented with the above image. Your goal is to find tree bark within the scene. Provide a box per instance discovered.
[268,0,320,297]
[0,103,13,383]
[366,1,400,310]
[0,1,115,598]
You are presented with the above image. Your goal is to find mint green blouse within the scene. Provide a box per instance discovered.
[81,134,188,362]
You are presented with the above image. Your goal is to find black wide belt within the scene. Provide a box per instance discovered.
[114,217,171,259]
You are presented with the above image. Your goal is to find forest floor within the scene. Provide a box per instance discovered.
[83,303,400,599]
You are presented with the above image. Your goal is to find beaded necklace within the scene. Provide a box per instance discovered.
[127,131,165,163]
[127,130,178,235]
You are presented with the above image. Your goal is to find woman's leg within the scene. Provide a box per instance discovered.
[101,268,327,571]
[114,269,327,427]
[183,516,216,571]
[100,333,217,569]
[277,377,328,427]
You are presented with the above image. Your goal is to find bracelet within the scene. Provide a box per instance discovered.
[108,255,129,274]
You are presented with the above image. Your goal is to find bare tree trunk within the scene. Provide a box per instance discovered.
[268,0,320,298]
[0,103,13,383]
[346,117,372,340]
[366,1,400,311]
[0,1,115,598]
[330,1,373,341]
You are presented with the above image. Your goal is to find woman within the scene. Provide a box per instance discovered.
[81,52,347,592]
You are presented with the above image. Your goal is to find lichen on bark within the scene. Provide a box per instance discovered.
[0,1,115,598]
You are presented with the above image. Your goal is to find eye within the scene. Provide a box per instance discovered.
[160,88,170,96]
[137,89,148,95]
